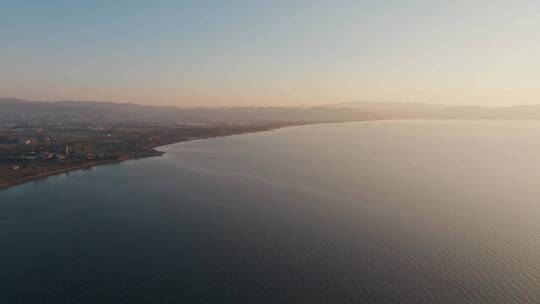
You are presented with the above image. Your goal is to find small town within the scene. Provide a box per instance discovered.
[0,118,286,189]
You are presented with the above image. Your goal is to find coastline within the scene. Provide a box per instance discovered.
[0,121,339,191]
[0,160,119,190]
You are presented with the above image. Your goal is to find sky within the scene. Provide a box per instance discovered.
[1,0,540,107]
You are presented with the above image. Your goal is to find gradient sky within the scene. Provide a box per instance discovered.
[2,1,540,106]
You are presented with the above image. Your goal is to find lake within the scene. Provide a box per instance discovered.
[1,120,540,303]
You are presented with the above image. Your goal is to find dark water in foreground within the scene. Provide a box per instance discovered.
[1,120,540,303]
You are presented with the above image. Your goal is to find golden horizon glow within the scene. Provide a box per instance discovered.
[2,1,540,107]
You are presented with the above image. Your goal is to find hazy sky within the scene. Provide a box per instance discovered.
[2,1,540,106]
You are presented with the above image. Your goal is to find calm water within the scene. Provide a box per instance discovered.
[1,120,540,303]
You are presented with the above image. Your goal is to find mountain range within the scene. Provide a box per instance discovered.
[2,98,540,125]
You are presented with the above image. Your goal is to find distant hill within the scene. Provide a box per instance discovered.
[327,101,540,119]
[3,98,540,127]
[0,98,377,125]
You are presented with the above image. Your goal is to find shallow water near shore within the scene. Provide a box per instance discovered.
[1,120,540,303]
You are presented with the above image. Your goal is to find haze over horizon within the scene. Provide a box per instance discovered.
[2,1,540,107]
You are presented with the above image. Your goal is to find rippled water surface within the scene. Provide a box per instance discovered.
[2,120,540,303]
